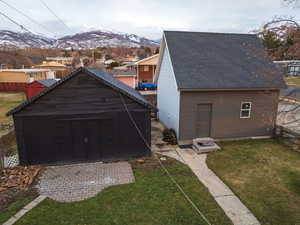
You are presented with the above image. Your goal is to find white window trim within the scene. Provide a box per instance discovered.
[240,102,252,119]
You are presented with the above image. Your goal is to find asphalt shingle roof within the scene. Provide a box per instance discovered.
[7,68,155,116]
[164,31,286,90]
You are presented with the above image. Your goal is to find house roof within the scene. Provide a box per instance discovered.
[35,79,58,87]
[0,69,51,73]
[106,69,136,76]
[32,61,66,68]
[163,31,286,90]
[135,54,159,66]
[7,67,155,116]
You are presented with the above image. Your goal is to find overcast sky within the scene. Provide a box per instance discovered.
[0,0,299,39]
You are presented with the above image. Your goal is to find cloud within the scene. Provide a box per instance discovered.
[0,0,299,39]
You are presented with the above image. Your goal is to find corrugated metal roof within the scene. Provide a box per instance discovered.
[35,79,58,87]
[164,31,286,90]
[6,67,155,116]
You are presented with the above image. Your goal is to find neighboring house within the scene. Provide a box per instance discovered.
[46,57,73,66]
[134,54,159,84]
[32,61,70,79]
[7,67,154,165]
[106,69,136,88]
[155,31,286,144]
[274,60,300,76]
[0,69,51,83]
[26,79,57,99]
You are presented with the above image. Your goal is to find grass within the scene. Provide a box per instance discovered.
[207,139,300,225]
[0,92,25,123]
[285,76,300,87]
[0,198,32,224]
[13,158,232,225]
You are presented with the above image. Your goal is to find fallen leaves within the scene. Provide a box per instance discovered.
[0,166,41,191]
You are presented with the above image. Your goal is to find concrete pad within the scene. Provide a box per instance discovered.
[36,161,134,202]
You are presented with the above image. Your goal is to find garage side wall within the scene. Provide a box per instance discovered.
[179,90,279,141]
[157,46,180,136]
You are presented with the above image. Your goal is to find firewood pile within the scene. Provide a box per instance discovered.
[0,166,41,192]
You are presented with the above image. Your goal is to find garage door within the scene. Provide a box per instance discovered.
[25,118,114,164]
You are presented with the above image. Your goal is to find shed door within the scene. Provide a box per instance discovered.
[70,119,102,161]
[196,104,212,137]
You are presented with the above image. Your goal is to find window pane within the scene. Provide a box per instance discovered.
[241,110,250,118]
[242,103,251,110]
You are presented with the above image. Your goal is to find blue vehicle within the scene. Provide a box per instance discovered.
[138,83,157,90]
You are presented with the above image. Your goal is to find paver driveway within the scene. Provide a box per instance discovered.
[36,161,134,202]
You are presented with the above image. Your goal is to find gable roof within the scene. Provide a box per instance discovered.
[162,31,286,90]
[7,67,155,116]
[135,54,159,66]
[35,79,57,87]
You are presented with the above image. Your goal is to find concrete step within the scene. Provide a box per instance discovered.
[192,137,221,154]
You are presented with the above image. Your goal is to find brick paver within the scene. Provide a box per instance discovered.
[36,162,134,202]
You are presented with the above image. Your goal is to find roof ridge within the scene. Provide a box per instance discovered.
[163,30,256,36]
[7,67,155,116]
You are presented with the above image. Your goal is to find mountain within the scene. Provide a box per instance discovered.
[0,30,55,48]
[0,30,159,49]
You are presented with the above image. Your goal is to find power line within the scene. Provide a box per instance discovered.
[0,0,57,38]
[39,0,73,33]
[119,93,212,225]
[0,10,32,33]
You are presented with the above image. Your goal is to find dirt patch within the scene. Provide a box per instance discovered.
[0,186,38,211]
[0,166,42,211]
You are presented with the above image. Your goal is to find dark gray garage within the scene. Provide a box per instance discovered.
[7,68,154,165]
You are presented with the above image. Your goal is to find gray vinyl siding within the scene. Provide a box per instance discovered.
[157,45,180,135]
[179,90,279,140]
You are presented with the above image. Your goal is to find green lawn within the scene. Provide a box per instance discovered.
[0,198,32,224]
[0,92,25,123]
[285,76,300,87]
[11,158,232,225]
[207,139,300,225]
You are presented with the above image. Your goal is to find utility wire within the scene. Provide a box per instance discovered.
[39,0,73,33]
[119,93,212,225]
[0,0,56,38]
[0,10,32,33]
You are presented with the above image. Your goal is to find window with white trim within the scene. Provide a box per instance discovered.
[240,102,251,118]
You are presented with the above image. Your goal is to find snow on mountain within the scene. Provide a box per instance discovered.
[55,30,159,49]
[0,30,55,48]
[0,30,159,49]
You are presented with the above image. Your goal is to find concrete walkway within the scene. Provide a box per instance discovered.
[174,149,260,225]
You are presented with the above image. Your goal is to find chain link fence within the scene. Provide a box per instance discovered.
[0,129,19,169]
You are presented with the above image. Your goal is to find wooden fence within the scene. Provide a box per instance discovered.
[0,82,27,92]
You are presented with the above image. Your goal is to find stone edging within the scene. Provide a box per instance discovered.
[3,195,47,225]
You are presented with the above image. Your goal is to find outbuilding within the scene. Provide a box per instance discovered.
[26,79,57,99]
[155,31,286,144]
[7,68,154,165]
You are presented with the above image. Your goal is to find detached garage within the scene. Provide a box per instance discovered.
[7,67,154,165]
